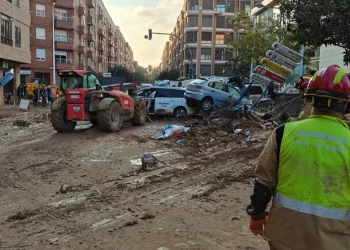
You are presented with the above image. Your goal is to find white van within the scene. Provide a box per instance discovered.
[137,86,195,117]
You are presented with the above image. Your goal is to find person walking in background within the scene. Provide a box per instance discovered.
[33,87,38,106]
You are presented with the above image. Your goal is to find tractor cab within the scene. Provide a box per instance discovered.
[58,70,103,93]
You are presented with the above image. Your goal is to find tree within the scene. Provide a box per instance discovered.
[147,65,153,74]
[226,11,314,78]
[110,65,133,82]
[156,69,180,81]
[277,0,350,65]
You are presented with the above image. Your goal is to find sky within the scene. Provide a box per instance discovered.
[104,0,184,68]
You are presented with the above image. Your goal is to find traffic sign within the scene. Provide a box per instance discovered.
[255,66,285,83]
[266,50,297,70]
[250,73,274,86]
[260,58,291,77]
[272,42,303,62]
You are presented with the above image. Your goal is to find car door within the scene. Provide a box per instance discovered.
[212,82,230,107]
[141,88,156,114]
[154,88,172,115]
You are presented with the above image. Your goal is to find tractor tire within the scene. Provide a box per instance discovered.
[131,101,147,126]
[50,105,76,132]
[98,101,123,132]
[90,112,99,126]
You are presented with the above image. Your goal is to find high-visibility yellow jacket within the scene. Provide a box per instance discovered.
[255,115,350,250]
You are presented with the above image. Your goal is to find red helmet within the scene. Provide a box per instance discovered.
[295,75,311,89]
[305,64,350,102]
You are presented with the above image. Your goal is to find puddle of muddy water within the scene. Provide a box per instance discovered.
[130,150,172,165]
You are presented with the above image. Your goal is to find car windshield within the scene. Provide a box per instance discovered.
[190,79,207,85]
[61,77,82,90]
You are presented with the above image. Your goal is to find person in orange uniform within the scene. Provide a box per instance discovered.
[247,64,350,250]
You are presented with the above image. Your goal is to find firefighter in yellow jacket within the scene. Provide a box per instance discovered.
[247,64,350,250]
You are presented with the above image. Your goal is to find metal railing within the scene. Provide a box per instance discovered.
[54,35,73,43]
[54,13,72,21]
[55,58,72,64]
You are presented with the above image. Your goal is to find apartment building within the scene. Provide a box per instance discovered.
[124,42,135,71]
[0,0,31,106]
[21,0,134,85]
[161,41,170,71]
[161,0,259,78]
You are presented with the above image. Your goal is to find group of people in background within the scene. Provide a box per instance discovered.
[32,85,56,107]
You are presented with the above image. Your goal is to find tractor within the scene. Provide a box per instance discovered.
[50,70,147,132]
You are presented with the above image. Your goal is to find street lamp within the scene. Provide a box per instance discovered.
[52,2,56,86]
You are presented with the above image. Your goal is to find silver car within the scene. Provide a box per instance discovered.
[184,77,252,111]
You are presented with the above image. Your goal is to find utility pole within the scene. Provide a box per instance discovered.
[145,29,194,79]
[52,2,56,85]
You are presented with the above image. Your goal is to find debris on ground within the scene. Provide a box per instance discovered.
[137,153,158,173]
[13,120,31,127]
[152,124,190,140]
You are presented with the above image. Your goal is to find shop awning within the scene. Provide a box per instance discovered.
[0,73,15,87]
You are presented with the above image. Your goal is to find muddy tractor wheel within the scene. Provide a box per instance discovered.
[131,101,147,126]
[89,112,99,126]
[98,101,123,132]
[51,105,76,132]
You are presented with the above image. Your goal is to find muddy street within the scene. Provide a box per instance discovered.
[0,108,270,250]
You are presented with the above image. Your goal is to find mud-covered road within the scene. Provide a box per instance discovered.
[0,107,270,250]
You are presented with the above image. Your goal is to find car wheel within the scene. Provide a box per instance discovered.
[173,107,187,117]
[201,97,213,111]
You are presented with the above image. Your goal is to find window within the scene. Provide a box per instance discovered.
[226,18,232,29]
[171,89,185,98]
[36,27,45,40]
[240,1,251,12]
[200,65,211,76]
[36,49,46,61]
[216,33,225,44]
[217,1,226,12]
[202,0,213,10]
[13,0,19,6]
[228,86,242,97]
[201,32,212,44]
[186,16,198,27]
[227,1,235,13]
[188,0,199,10]
[155,88,172,98]
[185,48,196,59]
[214,64,224,76]
[214,82,228,92]
[1,15,12,46]
[215,49,224,60]
[201,48,211,60]
[225,50,233,60]
[54,8,68,21]
[55,51,69,63]
[15,26,21,48]
[216,16,225,28]
[54,30,67,42]
[202,16,212,27]
[186,31,197,43]
[36,4,45,17]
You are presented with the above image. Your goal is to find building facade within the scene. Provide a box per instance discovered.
[22,0,134,86]
[161,0,259,78]
[0,0,31,106]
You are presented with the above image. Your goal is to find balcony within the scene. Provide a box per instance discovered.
[108,38,114,47]
[86,15,95,25]
[54,0,74,8]
[86,0,95,8]
[98,56,104,63]
[87,32,95,42]
[55,36,74,50]
[78,5,86,15]
[78,43,86,54]
[56,58,73,70]
[108,28,113,36]
[98,28,106,38]
[78,25,87,35]
[87,49,95,60]
[98,44,106,52]
[54,15,74,30]
[77,62,86,70]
